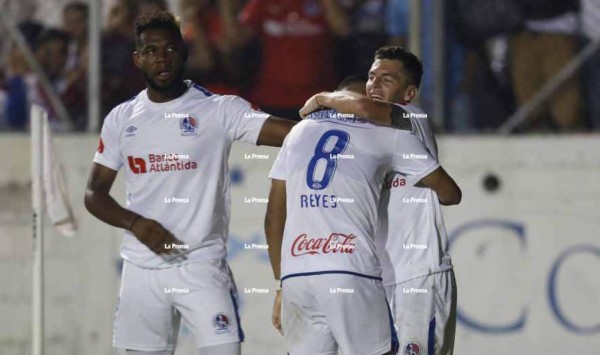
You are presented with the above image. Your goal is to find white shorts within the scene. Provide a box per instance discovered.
[281,273,397,355]
[113,259,243,351]
[385,270,457,355]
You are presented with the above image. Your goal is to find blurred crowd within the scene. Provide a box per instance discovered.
[0,0,598,133]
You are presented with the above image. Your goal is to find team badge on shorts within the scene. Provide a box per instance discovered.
[404,342,421,355]
[180,115,198,136]
[212,313,232,334]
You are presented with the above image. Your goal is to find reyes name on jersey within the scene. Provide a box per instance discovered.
[269,109,440,281]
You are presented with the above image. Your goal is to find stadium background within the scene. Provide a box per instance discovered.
[1,0,599,354]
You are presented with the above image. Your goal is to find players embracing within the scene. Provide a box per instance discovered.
[269,46,462,355]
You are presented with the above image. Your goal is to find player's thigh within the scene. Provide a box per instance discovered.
[316,274,396,355]
[114,261,180,351]
[281,277,337,355]
[393,271,456,355]
[171,260,244,349]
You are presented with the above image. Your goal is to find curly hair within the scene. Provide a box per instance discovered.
[133,10,182,48]
[374,46,423,88]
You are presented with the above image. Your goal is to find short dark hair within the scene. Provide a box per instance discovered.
[134,10,182,48]
[64,1,88,17]
[374,46,423,88]
[336,74,368,91]
[34,29,70,50]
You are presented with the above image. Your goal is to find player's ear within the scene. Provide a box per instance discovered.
[403,85,418,103]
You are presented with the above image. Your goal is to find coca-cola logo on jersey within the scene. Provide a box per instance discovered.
[291,233,357,257]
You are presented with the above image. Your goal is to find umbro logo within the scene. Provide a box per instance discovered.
[125,126,137,137]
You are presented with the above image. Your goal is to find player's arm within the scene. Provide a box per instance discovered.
[300,91,412,130]
[418,166,462,206]
[256,116,296,147]
[264,178,286,333]
[265,178,286,281]
[84,163,183,255]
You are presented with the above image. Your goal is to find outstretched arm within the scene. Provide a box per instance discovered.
[300,92,411,130]
[256,117,296,147]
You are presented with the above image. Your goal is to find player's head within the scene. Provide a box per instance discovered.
[133,10,187,92]
[336,74,368,95]
[367,46,423,104]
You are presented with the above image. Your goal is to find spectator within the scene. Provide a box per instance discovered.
[4,28,71,130]
[509,0,583,132]
[0,22,43,130]
[62,1,90,130]
[238,0,350,120]
[581,0,600,130]
[101,0,144,118]
[63,1,88,72]
[180,0,245,95]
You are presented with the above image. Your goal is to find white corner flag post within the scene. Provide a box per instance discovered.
[31,104,46,355]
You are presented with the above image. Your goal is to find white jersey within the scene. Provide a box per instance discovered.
[376,103,453,285]
[269,109,440,281]
[94,81,268,268]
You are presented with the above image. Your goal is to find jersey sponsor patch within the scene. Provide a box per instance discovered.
[291,233,356,256]
[97,137,104,153]
[213,313,232,334]
[404,342,421,355]
[127,154,198,174]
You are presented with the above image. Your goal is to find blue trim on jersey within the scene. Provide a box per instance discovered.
[428,316,436,355]
[229,290,245,342]
[280,270,382,282]
[192,83,213,97]
[386,298,399,353]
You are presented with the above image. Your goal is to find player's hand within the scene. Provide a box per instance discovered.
[130,217,186,257]
[299,93,323,119]
[272,290,283,335]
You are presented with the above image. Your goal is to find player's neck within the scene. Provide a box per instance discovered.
[147,81,188,103]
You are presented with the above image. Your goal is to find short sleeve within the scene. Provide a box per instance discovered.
[221,95,269,144]
[93,110,123,171]
[391,130,440,184]
[268,135,290,180]
[239,0,264,29]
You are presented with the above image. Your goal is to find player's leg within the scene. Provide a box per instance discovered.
[281,276,337,355]
[391,270,457,355]
[114,261,180,353]
[198,342,240,355]
[171,260,243,353]
[316,274,397,355]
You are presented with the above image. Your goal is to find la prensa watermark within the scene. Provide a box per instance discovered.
[244,197,269,203]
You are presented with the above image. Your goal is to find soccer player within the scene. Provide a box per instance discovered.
[83,11,294,355]
[265,86,461,354]
[300,46,459,355]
